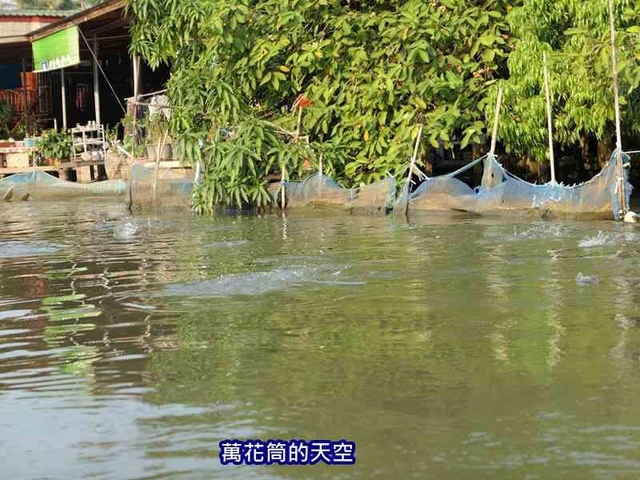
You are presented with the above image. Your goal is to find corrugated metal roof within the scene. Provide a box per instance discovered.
[0,10,76,18]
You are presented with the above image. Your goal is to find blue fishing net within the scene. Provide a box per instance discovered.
[129,162,194,209]
[284,173,395,212]
[0,170,126,200]
[401,152,632,219]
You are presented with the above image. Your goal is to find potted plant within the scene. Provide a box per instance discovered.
[36,130,73,165]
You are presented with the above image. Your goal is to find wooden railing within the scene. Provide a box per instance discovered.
[0,88,52,131]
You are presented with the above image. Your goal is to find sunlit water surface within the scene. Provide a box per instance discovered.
[1,199,640,479]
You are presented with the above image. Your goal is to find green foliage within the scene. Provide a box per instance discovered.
[141,109,169,143]
[37,130,73,161]
[495,0,640,162]
[11,123,26,141]
[0,99,12,140]
[119,113,147,157]
[129,0,512,209]
[190,118,312,213]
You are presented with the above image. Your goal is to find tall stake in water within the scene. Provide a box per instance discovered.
[489,88,504,158]
[281,165,286,210]
[405,123,424,216]
[296,106,303,139]
[282,105,304,211]
[608,0,629,216]
[153,129,168,204]
[609,0,623,153]
[543,53,557,184]
[128,97,137,212]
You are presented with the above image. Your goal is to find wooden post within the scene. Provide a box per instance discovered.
[282,105,302,210]
[60,68,67,130]
[133,56,140,101]
[152,129,168,204]
[543,52,557,184]
[281,165,286,210]
[130,55,141,159]
[489,88,503,157]
[609,0,622,152]
[405,123,424,216]
[128,56,140,211]
[21,59,28,136]
[296,106,303,139]
[93,35,101,125]
[609,0,628,215]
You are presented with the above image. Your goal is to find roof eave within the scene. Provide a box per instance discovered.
[0,10,75,18]
[0,34,29,45]
[27,0,127,42]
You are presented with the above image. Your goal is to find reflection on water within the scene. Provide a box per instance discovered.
[1,201,640,478]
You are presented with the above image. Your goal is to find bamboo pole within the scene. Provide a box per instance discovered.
[405,123,424,216]
[61,69,67,130]
[127,104,136,211]
[127,58,140,212]
[543,53,557,184]
[608,0,628,216]
[280,106,303,210]
[296,106,303,138]
[92,35,101,125]
[489,88,503,157]
[281,165,286,210]
[21,59,28,136]
[609,0,622,152]
[152,129,169,204]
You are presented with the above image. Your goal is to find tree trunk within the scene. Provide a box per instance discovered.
[471,142,485,185]
[423,153,433,176]
[579,130,590,166]
[597,138,612,167]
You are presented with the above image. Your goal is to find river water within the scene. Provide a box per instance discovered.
[1,199,640,479]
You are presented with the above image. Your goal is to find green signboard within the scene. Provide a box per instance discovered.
[32,26,81,73]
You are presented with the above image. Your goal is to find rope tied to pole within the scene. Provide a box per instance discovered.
[79,28,126,115]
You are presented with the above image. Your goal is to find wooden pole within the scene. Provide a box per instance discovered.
[128,57,140,211]
[282,105,302,210]
[21,59,28,137]
[543,52,557,184]
[296,107,303,138]
[489,88,503,157]
[609,0,622,152]
[608,0,628,215]
[133,56,140,102]
[152,129,168,204]
[93,35,101,125]
[60,68,67,130]
[281,165,286,210]
[131,55,140,159]
[405,123,424,216]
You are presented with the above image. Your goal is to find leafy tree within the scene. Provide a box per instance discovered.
[129,0,512,210]
[493,0,640,166]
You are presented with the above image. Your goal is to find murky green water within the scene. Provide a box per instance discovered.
[2,200,640,479]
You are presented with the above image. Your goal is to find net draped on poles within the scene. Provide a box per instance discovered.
[128,162,194,209]
[0,170,126,199]
[282,173,396,212]
[398,151,632,218]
